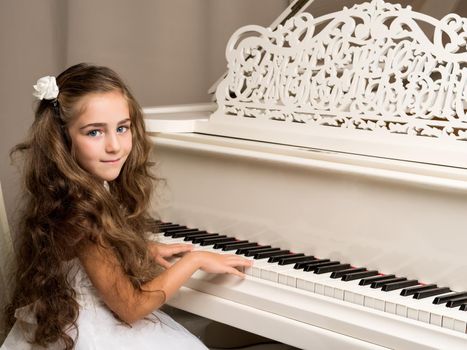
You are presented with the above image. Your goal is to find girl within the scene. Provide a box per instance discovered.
[2,63,252,349]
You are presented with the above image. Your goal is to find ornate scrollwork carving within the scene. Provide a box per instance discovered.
[214,0,467,142]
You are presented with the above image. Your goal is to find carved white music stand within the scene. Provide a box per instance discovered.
[197,0,467,168]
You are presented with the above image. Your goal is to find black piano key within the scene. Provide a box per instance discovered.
[164,228,194,236]
[400,284,437,296]
[156,221,171,226]
[382,279,419,292]
[196,234,227,243]
[304,261,340,272]
[214,239,249,249]
[236,245,272,255]
[446,296,467,308]
[330,267,366,279]
[155,225,182,233]
[294,258,329,270]
[342,270,379,282]
[460,303,467,311]
[157,222,176,228]
[214,239,248,249]
[190,234,221,244]
[162,226,188,232]
[413,287,451,300]
[268,253,300,263]
[154,223,178,231]
[184,233,217,242]
[245,248,281,257]
[359,274,395,286]
[200,236,235,246]
[177,231,210,240]
[433,291,467,305]
[314,263,352,275]
[223,242,257,251]
[254,249,290,259]
[218,237,237,244]
[153,220,171,225]
[277,254,308,265]
[169,228,201,234]
[171,230,207,238]
[371,277,406,289]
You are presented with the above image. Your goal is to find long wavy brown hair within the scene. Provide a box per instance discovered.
[6,63,160,349]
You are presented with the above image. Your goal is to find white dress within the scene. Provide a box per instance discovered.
[1,259,208,350]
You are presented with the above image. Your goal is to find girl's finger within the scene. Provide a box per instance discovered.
[226,257,253,267]
[227,267,245,278]
[156,257,172,269]
[166,244,193,255]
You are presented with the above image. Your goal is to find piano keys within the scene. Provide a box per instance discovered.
[148,221,467,349]
[151,221,467,330]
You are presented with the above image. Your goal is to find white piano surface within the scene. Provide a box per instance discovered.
[142,0,467,348]
[145,126,467,349]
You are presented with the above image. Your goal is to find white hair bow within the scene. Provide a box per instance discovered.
[33,76,59,100]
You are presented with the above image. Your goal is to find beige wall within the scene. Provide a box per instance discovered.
[0,0,66,231]
[1,0,467,232]
[0,0,288,230]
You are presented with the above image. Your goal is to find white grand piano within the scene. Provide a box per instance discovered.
[144,1,467,348]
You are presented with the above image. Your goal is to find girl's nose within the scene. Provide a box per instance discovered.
[105,132,121,153]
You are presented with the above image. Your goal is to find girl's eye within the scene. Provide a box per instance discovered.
[87,129,103,137]
[117,125,129,133]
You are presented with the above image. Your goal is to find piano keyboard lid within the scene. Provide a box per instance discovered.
[145,0,467,170]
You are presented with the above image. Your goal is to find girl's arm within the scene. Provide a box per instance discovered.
[77,241,252,324]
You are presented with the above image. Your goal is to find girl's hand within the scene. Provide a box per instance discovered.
[149,242,193,269]
[189,251,253,278]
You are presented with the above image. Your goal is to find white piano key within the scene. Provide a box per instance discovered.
[319,275,346,299]
[440,306,467,332]
[294,268,338,294]
[443,316,455,330]
[333,287,345,300]
[261,262,297,286]
[343,279,369,307]
[278,267,298,287]
[385,301,396,315]
[296,277,315,292]
[382,288,426,322]
[255,260,279,278]
[453,319,467,333]
[158,235,187,244]
[380,286,467,333]
[380,288,462,331]
[321,275,460,332]
[431,313,443,327]
[418,309,431,324]
[306,274,363,305]
[407,307,418,320]
[410,298,453,329]
[242,256,257,276]
[257,261,291,283]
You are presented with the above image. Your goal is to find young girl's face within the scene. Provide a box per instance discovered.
[67,91,132,182]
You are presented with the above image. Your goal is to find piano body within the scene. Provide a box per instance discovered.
[144,1,467,348]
